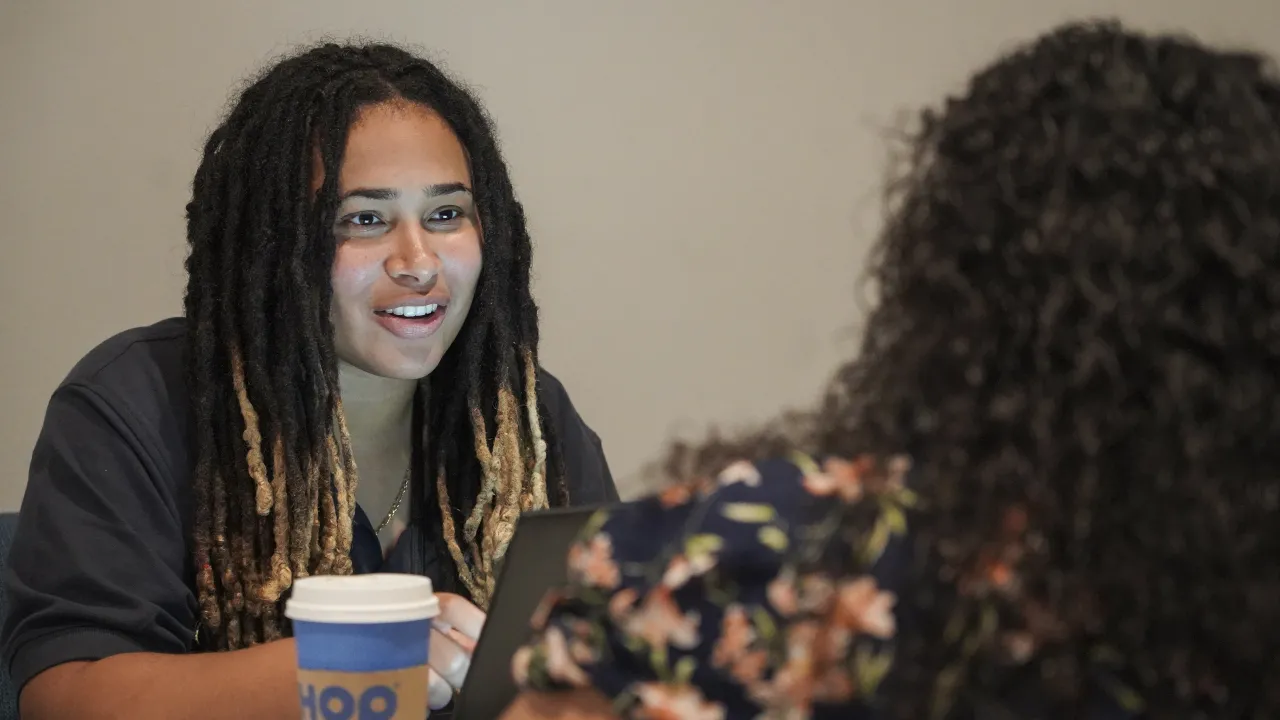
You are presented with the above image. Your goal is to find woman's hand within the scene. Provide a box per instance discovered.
[426,592,486,709]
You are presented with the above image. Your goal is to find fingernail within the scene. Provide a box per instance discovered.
[447,626,477,649]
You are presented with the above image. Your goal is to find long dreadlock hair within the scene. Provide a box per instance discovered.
[665,20,1280,718]
[183,42,569,651]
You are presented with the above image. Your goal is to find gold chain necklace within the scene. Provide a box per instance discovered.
[376,466,411,535]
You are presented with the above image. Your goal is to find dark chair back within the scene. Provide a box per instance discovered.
[0,512,20,719]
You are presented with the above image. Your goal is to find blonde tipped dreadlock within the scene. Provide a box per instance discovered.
[330,400,358,575]
[437,351,550,606]
[193,347,359,649]
[316,440,342,575]
[258,439,291,601]
[522,351,550,512]
[230,351,272,515]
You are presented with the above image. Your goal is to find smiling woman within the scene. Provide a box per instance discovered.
[1,43,617,720]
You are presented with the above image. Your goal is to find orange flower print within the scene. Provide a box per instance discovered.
[609,587,639,618]
[729,649,769,686]
[796,572,836,614]
[528,589,563,631]
[711,605,770,685]
[832,576,896,639]
[802,456,871,502]
[711,605,755,666]
[567,533,621,590]
[633,682,727,720]
[767,569,799,616]
[987,560,1014,590]
[768,570,835,617]
[662,548,719,590]
[783,620,820,672]
[510,644,534,686]
[663,534,723,589]
[542,625,590,687]
[566,618,600,665]
[966,547,1020,597]
[747,620,822,713]
[717,460,762,488]
[658,482,696,508]
[811,664,857,704]
[619,586,701,651]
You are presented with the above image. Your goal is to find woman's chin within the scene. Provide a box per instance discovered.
[342,351,443,382]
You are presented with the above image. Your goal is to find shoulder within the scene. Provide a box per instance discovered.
[9,319,202,690]
[45,317,192,473]
[533,367,578,426]
[534,367,617,504]
[599,453,915,564]
[608,453,914,528]
[60,317,188,399]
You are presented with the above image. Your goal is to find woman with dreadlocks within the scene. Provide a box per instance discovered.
[3,42,617,718]
[500,20,1280,720]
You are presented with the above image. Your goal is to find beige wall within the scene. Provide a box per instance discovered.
[1,0,1278,509]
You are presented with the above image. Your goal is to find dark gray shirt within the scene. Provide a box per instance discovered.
[0,317,617,696]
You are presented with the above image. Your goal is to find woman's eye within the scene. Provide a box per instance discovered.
[429,207,463,223]
[347,212,384,227]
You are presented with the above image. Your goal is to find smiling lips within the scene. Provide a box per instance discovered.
[373,301,448,339]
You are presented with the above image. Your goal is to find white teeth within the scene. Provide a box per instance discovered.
[385,304,438,317]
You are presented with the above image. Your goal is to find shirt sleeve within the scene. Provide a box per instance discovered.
[512,454,911,719]
[563,420,619,505]
[2,383,197,695]
[544,375,619,505]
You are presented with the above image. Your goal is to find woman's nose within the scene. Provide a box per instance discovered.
[385,225,441,289]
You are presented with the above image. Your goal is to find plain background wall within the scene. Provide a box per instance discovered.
[2,0,1279,509]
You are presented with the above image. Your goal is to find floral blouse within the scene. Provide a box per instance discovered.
[510,454,907,719]
[511,454,1141,719]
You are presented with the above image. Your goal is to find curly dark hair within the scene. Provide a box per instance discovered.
[672,20,1280,717]
[184,42,566,650]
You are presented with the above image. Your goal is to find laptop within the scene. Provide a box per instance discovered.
[454,504,609,719]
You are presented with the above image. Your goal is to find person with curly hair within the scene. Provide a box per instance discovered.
[500,19,1280,719]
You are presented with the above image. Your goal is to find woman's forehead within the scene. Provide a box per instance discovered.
[313,101,471,192]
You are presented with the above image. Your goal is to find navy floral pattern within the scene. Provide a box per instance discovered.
[512,454,911,718]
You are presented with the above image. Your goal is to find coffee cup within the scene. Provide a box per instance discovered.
[286,573,440,719]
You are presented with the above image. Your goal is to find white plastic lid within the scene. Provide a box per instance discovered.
[285,573,440,624]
